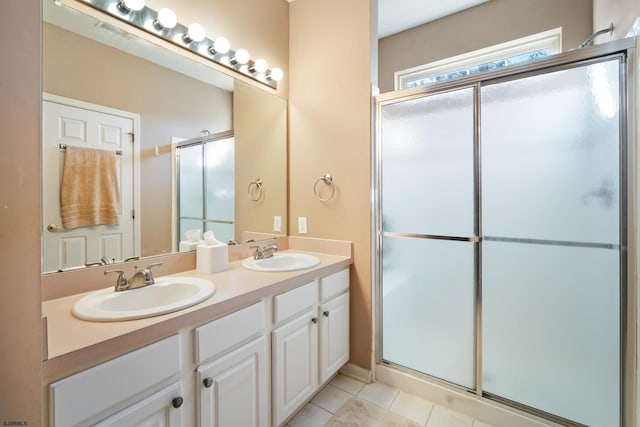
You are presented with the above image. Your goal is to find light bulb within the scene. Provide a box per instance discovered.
[234,48,250,65]
[253,58,268,73]
[118,0,145,12]
[269,68,284,81]
[155,8,177,29]
[184,23,205,43]
[213,37,230,54]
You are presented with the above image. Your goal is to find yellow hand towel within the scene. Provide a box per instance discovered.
[60,145,121,229]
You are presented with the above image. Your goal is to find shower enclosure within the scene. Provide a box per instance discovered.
[374,39,636,427]
[175,131,235,246]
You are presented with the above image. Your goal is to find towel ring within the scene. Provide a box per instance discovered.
[314,173,335,202]
[248,178,263,201]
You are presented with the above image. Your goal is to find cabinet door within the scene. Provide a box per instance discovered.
[273,308,319,426]
[320,292,350,383]
[197,337,267,427]
[94,382,184,426]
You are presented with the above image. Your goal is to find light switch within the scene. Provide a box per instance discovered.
[273,216,282,232]
[298,217,308,234]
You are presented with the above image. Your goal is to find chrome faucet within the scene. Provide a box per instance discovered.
[105,262,163,292]
[251,243,279,260]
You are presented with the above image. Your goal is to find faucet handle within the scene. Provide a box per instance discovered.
[105,269,128,290]
[263,243,278,257]
[145,262,163,282]
[250,245,262,259]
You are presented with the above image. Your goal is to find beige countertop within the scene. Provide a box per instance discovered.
[42,249,351,383]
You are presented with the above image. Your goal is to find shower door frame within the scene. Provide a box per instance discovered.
[174,129,235,249]
[372,37,637,427]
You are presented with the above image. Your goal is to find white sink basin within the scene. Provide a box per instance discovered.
[72,276,215,322]
[241,252,320,272]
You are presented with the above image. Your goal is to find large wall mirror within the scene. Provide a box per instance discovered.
[42,0,287,273]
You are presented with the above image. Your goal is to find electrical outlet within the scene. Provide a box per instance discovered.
[273,216,282,232]
[298,217,308,234]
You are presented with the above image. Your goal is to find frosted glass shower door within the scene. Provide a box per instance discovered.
[178,144,204,243]
[380,88,476,388]
[481,58,622,427]
[204,137,235,243]
[381,88,475,237]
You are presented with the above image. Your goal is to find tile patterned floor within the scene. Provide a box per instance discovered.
[286,375,495,427]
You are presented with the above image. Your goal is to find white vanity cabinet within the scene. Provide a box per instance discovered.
[47,264,350,427]
[48,335,183,427]
[93,381,184,426]
[273,305,319,425]
[319,291,350,383]
[194,301,268,427]
[272,268,350,426]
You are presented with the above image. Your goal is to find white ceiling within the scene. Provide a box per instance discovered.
[378,0,490,38]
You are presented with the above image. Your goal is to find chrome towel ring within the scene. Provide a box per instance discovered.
[248,178,264,201]
[314,173,335,202]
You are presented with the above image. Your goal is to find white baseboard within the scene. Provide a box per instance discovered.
[339,363,372,384]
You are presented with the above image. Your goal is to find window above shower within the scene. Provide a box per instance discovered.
[394,28,562,90]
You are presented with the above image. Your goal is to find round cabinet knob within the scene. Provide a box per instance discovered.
[172,396,184,409]
[203,377,214,388]
[311,317,318,324]
[323,311,330,317]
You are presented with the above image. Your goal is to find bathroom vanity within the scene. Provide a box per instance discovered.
[41,239,351,426]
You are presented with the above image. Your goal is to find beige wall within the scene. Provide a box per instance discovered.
[289,0,374,369]
[43,23,233,257]
[594,0,640,40]
[378,0,593,93]
[145,0,290,100]
[234,81,288,241]
[0,0,42,424]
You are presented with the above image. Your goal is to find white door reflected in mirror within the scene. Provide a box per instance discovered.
[42,96,139,272]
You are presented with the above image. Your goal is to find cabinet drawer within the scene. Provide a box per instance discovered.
[320,268,349,301]
[195,301,265,364]
[49,335,181,427]
[273,280,318,324]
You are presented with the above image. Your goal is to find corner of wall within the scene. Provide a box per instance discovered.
[0,0,43,424]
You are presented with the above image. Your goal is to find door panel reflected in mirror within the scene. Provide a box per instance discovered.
[42,2,287,273]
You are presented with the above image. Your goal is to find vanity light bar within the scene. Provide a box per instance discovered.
[78,0,283,89]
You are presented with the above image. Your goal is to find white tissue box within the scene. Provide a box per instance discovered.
[196,243,229,274]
